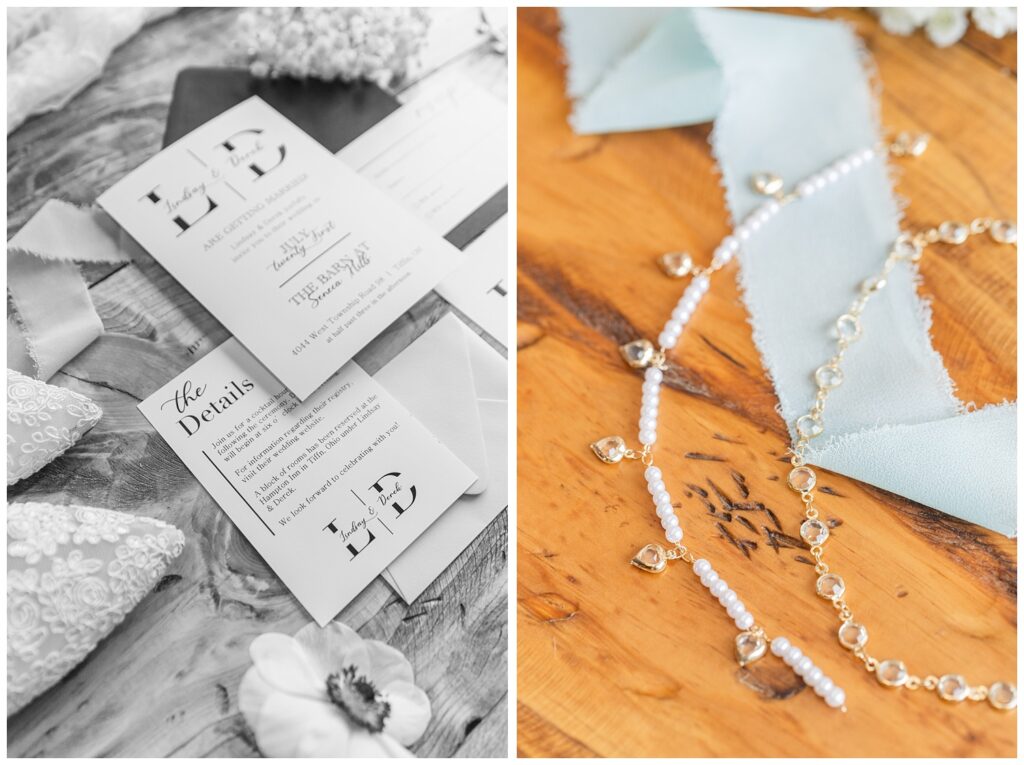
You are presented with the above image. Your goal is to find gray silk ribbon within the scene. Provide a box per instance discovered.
[7,200,132,381]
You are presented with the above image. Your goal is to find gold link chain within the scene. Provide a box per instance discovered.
[787,221,1016,709]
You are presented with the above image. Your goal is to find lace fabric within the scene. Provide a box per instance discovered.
[7,369,102,485]
[7,501,185,715]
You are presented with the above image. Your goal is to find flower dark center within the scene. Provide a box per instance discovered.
[326,665,391,733]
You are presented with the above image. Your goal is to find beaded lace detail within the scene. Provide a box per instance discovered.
[7,369,102,485]
[7,501,185,714]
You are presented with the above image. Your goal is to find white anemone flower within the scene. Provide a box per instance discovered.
[972,7,1018,38]
[239,621,432,757]
[925,7,969,47]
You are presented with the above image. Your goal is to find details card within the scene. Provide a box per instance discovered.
[99,96,464,401]
[138,337,475,625]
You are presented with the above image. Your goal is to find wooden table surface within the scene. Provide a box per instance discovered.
[7,8,507,757]
[517,7,1016,758]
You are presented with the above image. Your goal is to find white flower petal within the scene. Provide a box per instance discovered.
[381,680,432,746]
[255,692,348,758]
[347,728,414,758]
[237,665,274,729]
[906,7,938,25]
[294,621,371,678]
[366,639,415,686]
[250,633,323,697]
[296,715,354,757]
[925,7,968,47]
[240,620,432,757]
[878,7,932,36]
[972,7,1017,38]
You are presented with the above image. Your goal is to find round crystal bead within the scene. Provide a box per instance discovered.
[837,619,867,649]
[937,674,968,702]
[876,659,908,687]
[861,275,886,293]
[796,414,823,438]
[816,573,845,601]
[938,220,969,244]
[815,364,843,389]
[990,220,1017,245]
[788,466,816,492]
[892,235,922,261]
[800,519,829,546]
[988,681,1018,710]
[836,314,861,342]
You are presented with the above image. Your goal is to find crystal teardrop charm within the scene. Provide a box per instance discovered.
[631,543,668,573]
[735,631,768,666]
[620,339,655,368]
[751,171,784,196]
[892,131,929,157]
[657,251,693,278]
[590,436,627,464]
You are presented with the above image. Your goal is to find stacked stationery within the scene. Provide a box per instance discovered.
[95,69,507,624]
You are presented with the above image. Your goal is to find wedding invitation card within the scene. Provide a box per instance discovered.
[336,73,507,236]
[138,337,475,625]
[99,97,464,400]
[436,216,508,346]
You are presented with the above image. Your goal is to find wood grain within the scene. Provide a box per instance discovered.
[7,8,507,757]
[516,7,1016,758]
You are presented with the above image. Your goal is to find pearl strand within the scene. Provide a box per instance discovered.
[644,148,879,547]
[693,557,847,710]
[634,146,882,712]
[657,147,877,355]
[644,464,682,544]
[595,140,929,712]
[770,636,847,709]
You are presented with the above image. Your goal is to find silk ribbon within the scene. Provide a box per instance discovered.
[559,8,1016,536]
[7,199,132,381]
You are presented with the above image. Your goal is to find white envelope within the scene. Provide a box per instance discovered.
[375,314,508,603]
[374,314,490,495]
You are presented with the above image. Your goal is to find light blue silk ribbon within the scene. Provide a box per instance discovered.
[560,8,1016,537]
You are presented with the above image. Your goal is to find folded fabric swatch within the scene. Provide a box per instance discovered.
[7,501,185,715]
[7,7,178,133]
[8,199,133,382]
[7,369,102,486]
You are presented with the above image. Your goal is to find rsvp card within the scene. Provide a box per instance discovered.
[99,97,464,400]
[138,338,475,625]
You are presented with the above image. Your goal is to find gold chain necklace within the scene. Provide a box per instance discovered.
[590,132,1017,711]
[785,216,1017,709]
